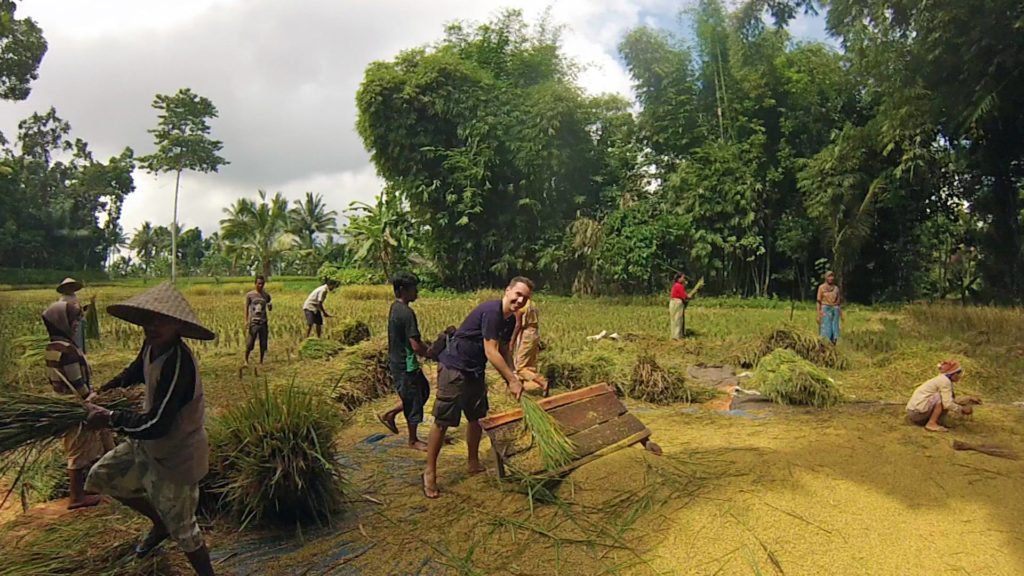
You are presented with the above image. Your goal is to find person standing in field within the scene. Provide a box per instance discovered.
[906,360,981,432]
[42,300,114,510]
[378,272,432,450]
[303,279,338,338]
[816,271,841,344]
[422,277,534,499]
[244,275,272,365]
[57,277,89,351]
[84,282,217,576]
[511,299,548,395]
[669,272,688,340]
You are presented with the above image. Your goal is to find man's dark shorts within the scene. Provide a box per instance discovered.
[392,368,430,426]
[304,309,323,326]
[246,323,269,352]
[432,363,488,427]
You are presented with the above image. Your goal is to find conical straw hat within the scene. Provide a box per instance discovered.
[107,282,216,341]
[57,277,83,294]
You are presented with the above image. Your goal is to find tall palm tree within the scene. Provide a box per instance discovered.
[105,225,129,271]
[129,221,158,276]
[220,190,296,278]
[288,192,339,249]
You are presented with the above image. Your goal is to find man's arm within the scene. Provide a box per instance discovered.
[244,294,251,326]
[484,339,522,399]
[938,380,961,413]
[55,348,90,397]
[318,292,331,317]
[99,346,146,391]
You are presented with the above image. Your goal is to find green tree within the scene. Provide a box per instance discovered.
[139,87,228,283]
[0,0,47,102]
[343,188,421,279]
[129,221,158,276]
[219,190,295,278]
[288,191,338,249]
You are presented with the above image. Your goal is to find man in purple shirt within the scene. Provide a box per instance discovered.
[422,276,534,498]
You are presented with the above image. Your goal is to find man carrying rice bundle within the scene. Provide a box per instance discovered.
[42,300,114,510]
[84,282,217,576]
[906,360,981,432]
[422,276,534,499]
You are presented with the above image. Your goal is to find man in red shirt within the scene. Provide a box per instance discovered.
[669,273,688,339]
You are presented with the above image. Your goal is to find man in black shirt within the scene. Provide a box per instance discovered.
[379,272,431,450]
[423,276,534,498]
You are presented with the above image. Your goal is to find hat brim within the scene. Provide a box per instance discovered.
[107,304,216,341]
[57,280,84,294]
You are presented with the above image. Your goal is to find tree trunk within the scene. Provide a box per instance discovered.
[171,169,182,283]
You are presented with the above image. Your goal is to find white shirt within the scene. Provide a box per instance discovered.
[303,284,330,311]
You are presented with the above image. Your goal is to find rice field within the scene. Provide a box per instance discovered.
[2,281,1024,575]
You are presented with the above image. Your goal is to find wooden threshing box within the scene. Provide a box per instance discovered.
[479,383,652,478]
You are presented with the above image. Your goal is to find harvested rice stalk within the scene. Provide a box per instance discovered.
[299,337,344,360]
[628,353,714,404]
[753,348,842,408]
[336,319,371,346]
[330,339,392,409]
[736,327,847,369]
[0,389,140,458]
[520,396,576,472]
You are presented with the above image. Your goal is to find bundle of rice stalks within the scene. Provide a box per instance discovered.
[627,353,715,404]
[204,382,348,528]
[0,389,139,458]
[753,348,842,408]
[542,351,624,391]
[520,396,575,472]
[13,334,48,368]
[299,337,344,360]
[330,339,392,410]
[336,319,371,346]
[735,327,847,369]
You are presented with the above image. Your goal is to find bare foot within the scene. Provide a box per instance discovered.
[408,440,428,452]
[422,472,440,499]
[467,462,487,475]
[377,413,398,435]
[67,494,102,510]
[925,423,949,432]
[443,435,457,446]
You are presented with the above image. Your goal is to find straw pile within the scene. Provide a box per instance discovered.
[753,348,842,408]
[520,396,575,473]
[542,350,624,391]
[336,319,371,346]
[204,382,348,528]
[736,327,848,369]
[627,353,715,404]
[330,339,393,410]
[299,337,343,360]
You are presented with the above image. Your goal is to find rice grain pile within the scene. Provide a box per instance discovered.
[753,348,842,408]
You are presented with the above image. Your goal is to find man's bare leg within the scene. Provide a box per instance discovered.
[423,423,446,498]
[408,422,427,451]
[377,401,401,434]
[466,420,485,474]
[315,324,322,338]
[185,543,216,576]
[925,401,948,432]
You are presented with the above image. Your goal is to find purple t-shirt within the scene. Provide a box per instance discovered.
[439,299,516,375]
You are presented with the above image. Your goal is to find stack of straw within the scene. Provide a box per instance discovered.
[753,348,842,408]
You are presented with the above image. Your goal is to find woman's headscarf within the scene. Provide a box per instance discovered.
[938,360,962,376]
[42,301,79,342]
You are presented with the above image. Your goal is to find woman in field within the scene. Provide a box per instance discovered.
[512,299,548,395]
[906,360,981,432]
[669,272,688,339]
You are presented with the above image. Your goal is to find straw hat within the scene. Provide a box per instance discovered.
[107,282,216,341]
[937,360,962,376]
[57,277,83,294]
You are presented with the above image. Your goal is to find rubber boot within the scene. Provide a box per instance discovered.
[185,543,216,576]
[67,468,102,510]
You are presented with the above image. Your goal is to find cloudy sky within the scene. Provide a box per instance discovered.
[1,0,829,238]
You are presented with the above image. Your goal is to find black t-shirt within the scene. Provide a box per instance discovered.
[388,301,421,372]
[439,299,515,374]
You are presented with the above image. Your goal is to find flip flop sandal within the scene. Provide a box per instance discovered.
[135,529,170,559]
[377,414,399,435]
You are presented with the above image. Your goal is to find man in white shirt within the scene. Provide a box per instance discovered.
[303,279,338,338]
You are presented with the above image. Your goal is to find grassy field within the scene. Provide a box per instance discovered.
[2,281,1024,575]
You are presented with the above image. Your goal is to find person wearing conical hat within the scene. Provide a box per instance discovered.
[83,282,217,576]
[56,277,89,351]
[906,360,981,432]
[41,300,114,510]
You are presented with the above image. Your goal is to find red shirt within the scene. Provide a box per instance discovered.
[671,282,687,300]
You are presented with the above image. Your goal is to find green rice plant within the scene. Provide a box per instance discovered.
[520,396,576,472]
[336,318,371,345]
[299,337,344,360]
[542,350,625,391]
[330,339,393,409]
[204,381,348,528]
[753,348,842,408]
[13,334,48,367]
[627,353,716,404]
[734,326,848,369]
